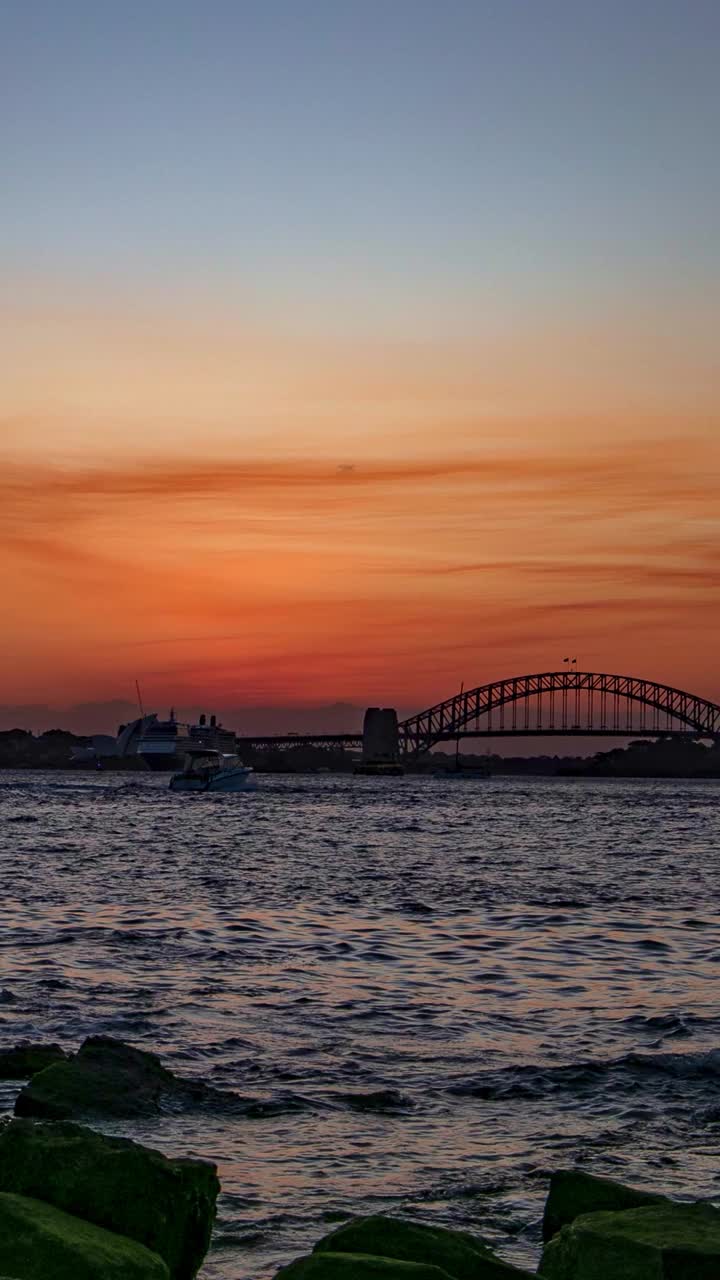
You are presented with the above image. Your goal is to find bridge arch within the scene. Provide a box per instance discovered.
[398,671,720,758]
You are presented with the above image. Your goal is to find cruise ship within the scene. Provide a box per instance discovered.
[135,711,190,770]
[133,711,236,771]
[190,713,236,754]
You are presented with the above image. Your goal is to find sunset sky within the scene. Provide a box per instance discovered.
[2,1,719,730]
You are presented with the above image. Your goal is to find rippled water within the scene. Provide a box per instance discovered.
[1,771,719,1277]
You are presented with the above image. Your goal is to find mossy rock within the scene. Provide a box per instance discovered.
[539,1202,720,1279]
[542,1168,668,1242]
[13,1035,235,1120]
[276,1251,456,1280]
[0,1045,66,1080]
[0,1118,218,1280]
[314,1216,533,1279]
[0,1191,169,1279]
[14,1036,179,1120]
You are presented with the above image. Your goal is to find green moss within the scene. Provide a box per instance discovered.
[0,1191,169,1280]
[14,1037,176,1120]
[277,1251,456,1280]
[540,1202,720,1280]
[541,1169,667,1241]
[314,1216,533,1279]
[592,1202,720,1249]
[0,1045,66,1080]
[0,1118,218,1280]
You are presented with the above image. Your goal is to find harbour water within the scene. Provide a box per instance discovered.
[1,771,719,1277]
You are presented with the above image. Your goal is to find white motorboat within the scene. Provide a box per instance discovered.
[169,749,255,793]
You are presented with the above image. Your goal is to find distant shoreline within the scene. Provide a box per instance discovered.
[2,762,718,780]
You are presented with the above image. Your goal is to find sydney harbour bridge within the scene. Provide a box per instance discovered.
[237,670,720,762]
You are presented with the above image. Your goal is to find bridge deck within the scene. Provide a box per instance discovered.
[235,671,720,757]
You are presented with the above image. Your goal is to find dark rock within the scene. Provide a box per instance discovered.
[539,1201,720,1278]
[0,1044,67,1080]
[0,1191,169,1279]
[0,1117,218,1280]
[276,1253,455,1280]
[14,1036,173,1118]
[314,1217,534,1279]
[541,1167,667,1241]
[314,1217,489,1277]
[14,1035,230,1119]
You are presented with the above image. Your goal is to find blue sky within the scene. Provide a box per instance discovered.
[2,2,720,716]
[3,0,719,334]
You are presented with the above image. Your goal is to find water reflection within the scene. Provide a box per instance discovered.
[0,772,719,1275]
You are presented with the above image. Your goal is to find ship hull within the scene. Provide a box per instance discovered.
[133,713,234,771]
[138,751,185,771]
[169,767,255,792]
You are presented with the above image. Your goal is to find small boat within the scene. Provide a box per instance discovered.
[353,761,405,776]
[169,749,256,793]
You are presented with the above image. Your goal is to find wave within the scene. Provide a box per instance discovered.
[449,1047,720,1102]
[621,1011,720,1038]
[162,1048,720,1117]
[161,1084,415,1119]
[327,1088,415,1113]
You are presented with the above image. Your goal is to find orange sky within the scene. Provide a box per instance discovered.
[2,293,719,725]
[3,4,720,732]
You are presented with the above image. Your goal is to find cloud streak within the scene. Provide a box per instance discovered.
[2,434,719,708]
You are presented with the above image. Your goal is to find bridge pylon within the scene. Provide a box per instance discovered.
[362,707,400,765]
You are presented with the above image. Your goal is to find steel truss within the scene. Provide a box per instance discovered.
[398,671,720,759]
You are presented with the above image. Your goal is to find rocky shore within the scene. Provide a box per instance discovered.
[1,1037,719,1278]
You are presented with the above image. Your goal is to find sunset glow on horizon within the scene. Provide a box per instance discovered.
[2,1,719,729]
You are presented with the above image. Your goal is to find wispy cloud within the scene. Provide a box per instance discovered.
[1,435,718,705]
